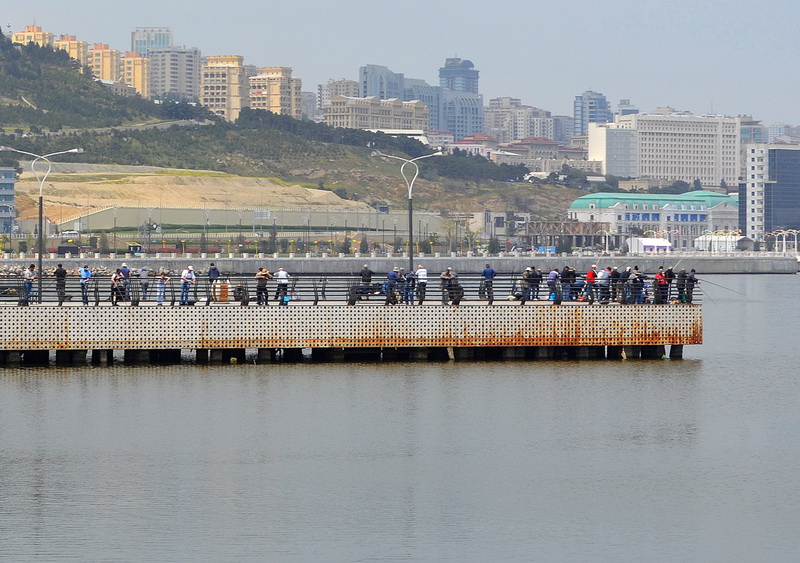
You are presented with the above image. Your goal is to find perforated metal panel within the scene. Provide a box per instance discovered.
[0,303,702,351]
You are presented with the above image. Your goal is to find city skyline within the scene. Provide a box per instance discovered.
[5,0,800,124]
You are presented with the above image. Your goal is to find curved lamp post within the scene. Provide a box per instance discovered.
[0,146,83,302]
[371,150,443,273]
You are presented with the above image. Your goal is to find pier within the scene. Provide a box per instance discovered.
[0,273,701,365]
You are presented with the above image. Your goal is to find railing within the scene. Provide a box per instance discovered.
[0,273,703,307]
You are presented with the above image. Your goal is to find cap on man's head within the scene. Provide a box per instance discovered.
[122,263,127,267]
[188,265,194,270]
[393,267,400,271]
[525,267,532,271]
[83,265,89,268]
[591,264,597,269]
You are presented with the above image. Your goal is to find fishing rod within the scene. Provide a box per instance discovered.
[700,286,719,306]
[695,277,746,296]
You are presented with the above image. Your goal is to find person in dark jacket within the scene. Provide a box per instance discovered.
[360,264,374,285]
[385,267,400,305]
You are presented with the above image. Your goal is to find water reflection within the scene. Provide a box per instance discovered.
[1,276,800,560]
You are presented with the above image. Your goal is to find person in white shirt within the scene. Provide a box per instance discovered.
[180,265,195,305]
[274,267,290,305]
[415,265,428,305]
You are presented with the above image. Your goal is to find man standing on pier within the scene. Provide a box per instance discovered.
[415,264,428,305]
[120,262,131,302]
[23,264,37,305]
[482,263,497,304]
[54,263,68,306]
[78,264,92,306]
[274,267,290,305]
[180,266,196,305]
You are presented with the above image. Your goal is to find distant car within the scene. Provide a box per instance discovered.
[61,230,79,237]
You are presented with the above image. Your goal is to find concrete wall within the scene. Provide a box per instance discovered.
[1,254,795,276]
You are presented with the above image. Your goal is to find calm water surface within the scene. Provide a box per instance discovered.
[1,275,799,562]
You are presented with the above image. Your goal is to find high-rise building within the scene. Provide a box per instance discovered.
[300,92,319,121]
[617,98,639,116]
[766,123,790,143]
[739,144,800,240]
[249,67,303,119]
[359,64,405,99]
[739,117,766,145]
[53,34,89,66]
[484,97,552,143]
[120,52,148,96]
[573,90,612,136]
[318,79,359,110]
[358,59,482,140]
[11,25,53,47]
[404,78,441,132]
[589,111,741,188]
[131,27,173,58]
[0,167,16,234]
[88,43,121,82]
[201,55,249,121]
[552,116,574,144]
[148,46,201,102]
[439,58,479,94]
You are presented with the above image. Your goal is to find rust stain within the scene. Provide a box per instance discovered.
[0,305,703,350]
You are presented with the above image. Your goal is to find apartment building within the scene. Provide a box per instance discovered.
[88,43,121,82]
[120,52,148,96]
[249,67,303,119]
[323,96,428,131]
[589,111,741,188]
[148,46,201,102]
[11,25,54,47]
[0,168,16,234]
[53,35,89,66]
[318,79,359,110]
[739,144,800,241]
[201,55,249,121]
[573,90,612,136]
[131,27,172,57]
[484,97,553,143]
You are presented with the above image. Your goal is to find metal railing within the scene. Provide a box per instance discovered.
[0,272,703,306]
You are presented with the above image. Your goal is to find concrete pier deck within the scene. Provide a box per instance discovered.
[0,300,701,366]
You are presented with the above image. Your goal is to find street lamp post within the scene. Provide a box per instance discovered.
[371,150,443,272]
[0,145,83,302]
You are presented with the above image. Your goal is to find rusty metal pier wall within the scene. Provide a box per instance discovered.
[0,304,701,365]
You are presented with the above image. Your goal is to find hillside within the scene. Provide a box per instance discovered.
[1,33,584,219]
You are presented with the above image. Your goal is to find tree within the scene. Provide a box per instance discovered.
[693,179,703,191]
[98,233,110,253]
[720,178,728,191]
[359,234,369,253]
[339,236,351,254]
[488,236,501,254]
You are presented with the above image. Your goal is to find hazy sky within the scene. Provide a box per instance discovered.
[6,0,800,124]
